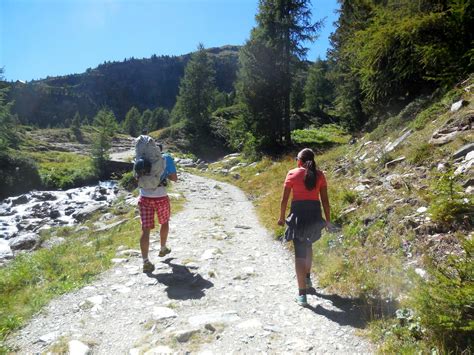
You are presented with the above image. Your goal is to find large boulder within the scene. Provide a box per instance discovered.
[73,205,103,222]
[452,143,474,159]
[9,233,40,251]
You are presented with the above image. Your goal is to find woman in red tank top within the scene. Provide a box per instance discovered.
[277,148,332,307]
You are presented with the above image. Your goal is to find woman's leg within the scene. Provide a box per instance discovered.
[293,240,307,291]
[305,243,313,275]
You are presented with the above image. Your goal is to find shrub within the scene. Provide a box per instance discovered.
[119,171,137,192]
[410,237,473,352]
[428,170,473,227]
[341,189,359,205]
[407,143,435,165]
[291,124,351,146]
[411,87,463,130]
[30,151,97,189]
[0,151,42,198]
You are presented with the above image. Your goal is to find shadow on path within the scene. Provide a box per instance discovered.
[147,258,214,300]
[306,288,398,329]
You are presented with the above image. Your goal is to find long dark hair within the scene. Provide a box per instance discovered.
[297,148,318,190]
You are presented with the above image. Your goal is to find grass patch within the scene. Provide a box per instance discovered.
[291,124,351,146]
[27,151,97,189]
[0,212,138,348]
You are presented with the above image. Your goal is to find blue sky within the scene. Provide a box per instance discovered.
[1,0,339,82]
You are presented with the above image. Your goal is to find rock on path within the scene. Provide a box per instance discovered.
[8,173,372,354]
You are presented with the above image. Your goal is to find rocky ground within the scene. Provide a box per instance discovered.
[8,173,372,354]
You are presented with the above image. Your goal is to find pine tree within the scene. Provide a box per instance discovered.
[238,0,320,151]
[151,107,170,131]
[304,59,334,114]
[141,109,153,133]
[173,43,216,139]
[123,107,142,137]
[70,111,82,141]
[0,69,19,150]
[91,108,117,178]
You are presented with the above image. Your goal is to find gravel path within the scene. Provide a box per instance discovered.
[9,173,373,354]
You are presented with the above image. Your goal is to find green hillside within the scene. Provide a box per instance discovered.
[7,45,240,127]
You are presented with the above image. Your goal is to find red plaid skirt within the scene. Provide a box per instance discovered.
[138,196,170,229]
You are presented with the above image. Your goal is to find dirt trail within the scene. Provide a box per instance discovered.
[9,173,373,354]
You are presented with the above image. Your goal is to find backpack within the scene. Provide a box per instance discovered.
[134,135,166,189]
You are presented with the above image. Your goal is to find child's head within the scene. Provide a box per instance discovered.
[297,148,315,167]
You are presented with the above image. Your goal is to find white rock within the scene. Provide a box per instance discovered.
[429,131,459,145]
[118,249,141,257]
[415,268,427,279]
[385,130,412,152]
[450,99,464,112]
[235,224,252,229]
[416,207,428,213]
[145,278,158,285]
[152,307,177,320]
[68,340,90,355]
[200,248,221,260]
[188,311,240,327]
[223,152,241,159]
[242,266,255,275]
[437,163,447,172]
[110,284,131,293]
[39,331,60,344]
[129,348,140,355]
[99,213,114,221]
[86,295,103,305]
[454,157,474,175]
[237,319,262,329]
[144,346,173,354]
[354,185,367,192]
[111,258,128,264]
[466,150,474,161]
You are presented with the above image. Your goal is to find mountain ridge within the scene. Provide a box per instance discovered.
[7,45,241,127]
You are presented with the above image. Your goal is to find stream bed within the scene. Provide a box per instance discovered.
[0,181,123,264]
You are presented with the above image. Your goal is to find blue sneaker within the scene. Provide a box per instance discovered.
[295,294,308,307]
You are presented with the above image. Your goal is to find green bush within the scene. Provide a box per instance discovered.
[411,101,446,130]
[411,87,463,130]
[40,167,97,189]
[291,124,351,146]
[428,171,473,226]
[341,189,359,205]
[119,171,137,192]
[30,151,97,189]
[407,143,435,165]
[0,151,42,199]
[410,237,473,352]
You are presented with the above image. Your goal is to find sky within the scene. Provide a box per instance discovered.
[1,0,340,82]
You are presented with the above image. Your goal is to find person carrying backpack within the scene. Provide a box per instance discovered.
[277,148,332,307]
[134,135,177,273]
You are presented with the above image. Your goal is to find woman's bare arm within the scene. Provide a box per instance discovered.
[278,187,291,225]
[319,186,331,224]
